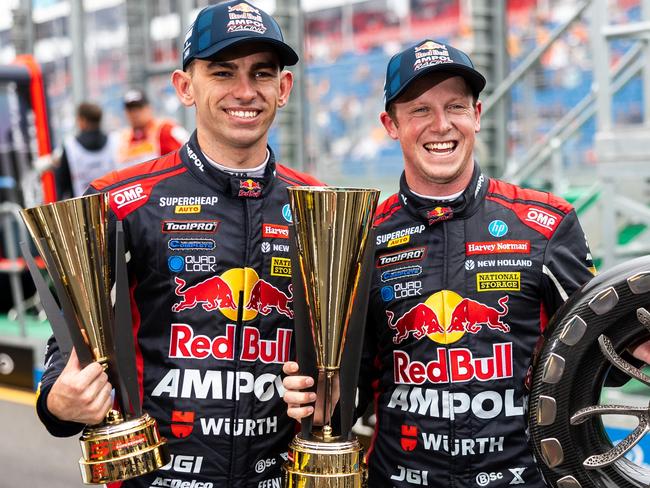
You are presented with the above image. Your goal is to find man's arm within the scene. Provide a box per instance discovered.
[36,339,112,436]
[540,209,595,315]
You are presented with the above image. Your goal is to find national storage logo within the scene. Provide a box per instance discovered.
[271,257,291,277]
[476,272,520,292]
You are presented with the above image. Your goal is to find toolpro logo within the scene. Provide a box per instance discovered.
[377,247,426,267]
[172,268,293,320]
[162,220,219,233]
[386,291,510,345]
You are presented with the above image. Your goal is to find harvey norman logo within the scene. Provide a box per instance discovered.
[113,184,146,209]
[466,240,530,256]
[162,220,219,233]
[263,224,289,239]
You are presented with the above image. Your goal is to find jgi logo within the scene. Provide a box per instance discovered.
[159,454,203,474]
[390,465,428,485]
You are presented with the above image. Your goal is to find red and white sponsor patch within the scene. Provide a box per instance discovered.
[466,240,530,256]
[394,343,513,385]
[524,206,560,234]
[169,323,292,364]
[262,223,289,239]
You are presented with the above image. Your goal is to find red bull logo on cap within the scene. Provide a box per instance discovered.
[227,2,266,34]
[415,40,446,52]
[228,2,260,14]
[386,290,510,345]
[413,41,452,71]
[172,267,293,321]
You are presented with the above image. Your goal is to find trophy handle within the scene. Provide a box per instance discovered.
[338,227,376,439]
[289,225,319,439]
[21,239,94,365]
[111,220,142,418]
[20,240,74,362]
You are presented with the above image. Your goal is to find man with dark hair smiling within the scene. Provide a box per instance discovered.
[283,38,650,487]
[35,2,321,487]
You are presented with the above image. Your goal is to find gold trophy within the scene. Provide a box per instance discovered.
[283,187,379,488]
[20,193,170,484]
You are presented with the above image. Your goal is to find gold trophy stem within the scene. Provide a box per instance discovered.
[323,370,335,440]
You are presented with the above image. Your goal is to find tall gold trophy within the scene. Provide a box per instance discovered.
[20,193,170,484]
[283,187,379,488]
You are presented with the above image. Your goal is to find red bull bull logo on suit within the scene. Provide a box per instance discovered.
[386,290,510,345]
[171,267,293,321]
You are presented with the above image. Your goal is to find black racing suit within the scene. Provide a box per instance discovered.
[361,163,595,488]
[36,132,321,488]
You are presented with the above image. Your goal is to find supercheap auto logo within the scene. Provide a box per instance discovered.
[172,267,293,320]
[386,290,510,345]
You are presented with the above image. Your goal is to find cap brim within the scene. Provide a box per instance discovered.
[186,36,299,69]
[386,63,486,109]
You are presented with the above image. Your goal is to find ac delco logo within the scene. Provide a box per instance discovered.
[113,184,146,209]
[377,247,426,267]
[525,207,559,232]
[263,224,289,239]
[162,220,219,233]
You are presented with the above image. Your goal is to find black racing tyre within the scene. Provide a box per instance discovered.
[528,255,650,488]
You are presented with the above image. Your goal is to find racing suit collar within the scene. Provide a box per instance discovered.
[180,131,277,199]
[398,162,487,225]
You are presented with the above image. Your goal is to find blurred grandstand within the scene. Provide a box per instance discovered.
[2,0,648,271]
[0,0,648,288]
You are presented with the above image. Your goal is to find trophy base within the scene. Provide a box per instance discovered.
[283,433,367,488]
[78,411,170,484]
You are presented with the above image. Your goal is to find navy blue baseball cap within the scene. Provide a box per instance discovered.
[182,0,299,70]
[384,39,486,109]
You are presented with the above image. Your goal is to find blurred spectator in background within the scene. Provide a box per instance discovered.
[54,102,117,199]
[116,88,189,166]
